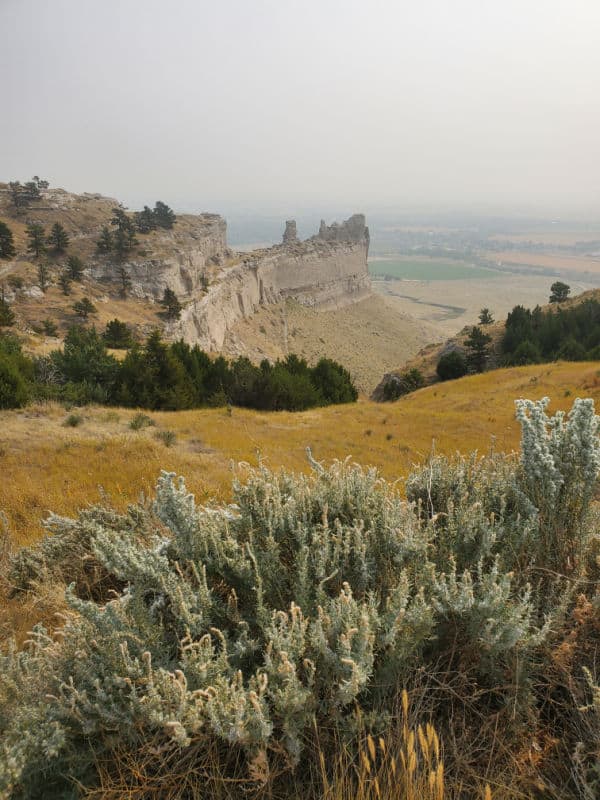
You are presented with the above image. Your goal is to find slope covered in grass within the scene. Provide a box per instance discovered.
[2,361,599,548]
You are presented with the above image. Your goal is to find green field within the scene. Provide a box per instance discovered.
[369,257,496,281]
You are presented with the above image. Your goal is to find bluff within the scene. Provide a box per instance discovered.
[0,182,371,355]
[175,215,371,350]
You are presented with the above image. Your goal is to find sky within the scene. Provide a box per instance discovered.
[1,0,600,216]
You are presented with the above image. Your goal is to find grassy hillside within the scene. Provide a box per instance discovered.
[374,287,600,396]
[2,361,598,549]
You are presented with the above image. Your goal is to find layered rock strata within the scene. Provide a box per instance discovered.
[175,214,371,350]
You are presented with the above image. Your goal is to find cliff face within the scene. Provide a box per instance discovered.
[90,213,229,299]
[176,214,371,350]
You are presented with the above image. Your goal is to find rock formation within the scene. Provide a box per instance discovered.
[282,220,298,244]
[1,181,372,354]
[174,214,371,350]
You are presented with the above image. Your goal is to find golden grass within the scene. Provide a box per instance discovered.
[2,362,599,550]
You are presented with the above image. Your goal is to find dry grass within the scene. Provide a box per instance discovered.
[2,361,599,550]
[84,689,488,800]
[224,295,440,394]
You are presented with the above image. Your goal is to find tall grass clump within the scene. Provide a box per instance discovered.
[1,397,600,798]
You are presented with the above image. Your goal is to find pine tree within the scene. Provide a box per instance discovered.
[116,266,132,298]
[59,271,72,295]
[153,201,176,229]
[478,308,494,325]
[465,326,492,373]
[66,255,85,281]
[135,205,157,233]
[103,318,133,348]
[159,287,182,320]
[37,262,50,293]
[47,222,70,253]
[26,223,46,258]
[0,222,16,259]
[96,226,113,254]
[108,207,137,255]
[549,281,570,303]
[73,297,96,319]
[9,179,42,211]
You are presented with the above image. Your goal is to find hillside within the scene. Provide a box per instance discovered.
[373,287,600,398]
[2,360,596,549]
[0,182,434,392]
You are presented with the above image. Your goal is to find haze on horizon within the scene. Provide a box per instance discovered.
[1,0,600,217]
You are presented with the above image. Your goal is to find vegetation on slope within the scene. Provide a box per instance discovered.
[0,328,357,411]
[1,397,600,798]
[376,286,600,401]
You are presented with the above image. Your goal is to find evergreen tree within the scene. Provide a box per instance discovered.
[59,271,72,295]
[311,357,358,403]
[26,223,46,258]
[110,207,138,252]
[66,255,85,281]
[113,227,138,260]
[9,179,42,211]
[73,297,97,319]
[116,330,194,409]
[478,308,494,325]
[0,221,16,259]
[437,350,468,381]
[51,325,118,391]
[96,226,113,254]
[32,175,49,190]
[159,287,182,320]
[153,200,176,229]
[103,319,133,348]
[465,326,492,373]
[116,266,132,297]
[42,318,58,336]
[135,205,157,233]
[549,281,570,303]
[37,262,50,293]
[110,206,132,231]
[47,222,70,253]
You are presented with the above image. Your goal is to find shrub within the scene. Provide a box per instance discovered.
[436,350,468,381]
[382,368,425,400]
[154,429,176,447]
[42,318,58,337]
[62,412,83,427]
[0,357,29,408]
[3,397,598,796]
[128,412,155,430]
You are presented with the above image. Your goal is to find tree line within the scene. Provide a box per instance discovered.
[0,327,357,411]
[502,296,600,364]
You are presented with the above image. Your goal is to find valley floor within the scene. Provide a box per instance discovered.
[372,273,587,338]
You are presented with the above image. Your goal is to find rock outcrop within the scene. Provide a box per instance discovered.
[174,214,371,350]
[90,213,229,299]
[282,220,298,244]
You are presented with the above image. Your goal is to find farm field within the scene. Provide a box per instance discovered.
[487,249,600,276]
[368,256,495,281]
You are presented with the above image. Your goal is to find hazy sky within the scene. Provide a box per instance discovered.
[2,0,600,215]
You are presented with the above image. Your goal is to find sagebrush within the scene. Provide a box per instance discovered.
[2,397,600,798]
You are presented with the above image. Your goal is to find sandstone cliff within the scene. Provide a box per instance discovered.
[1,182,372,356]
[175,215,371,350]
